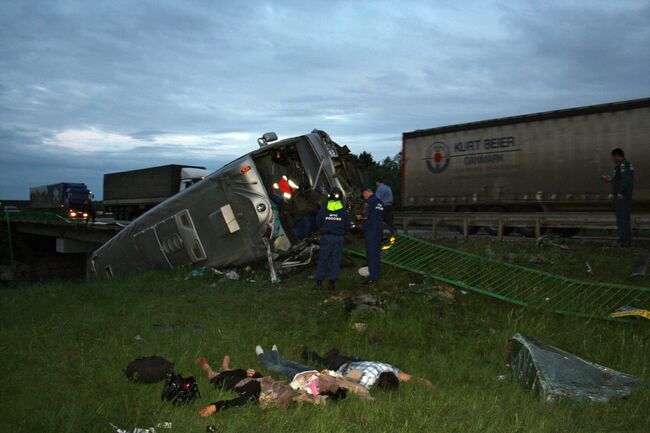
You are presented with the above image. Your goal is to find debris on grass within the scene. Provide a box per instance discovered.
[508,333,641,403]
[536,236,569,250]
[184,267,222,280]
[320,295,344,305]
[432,284,456,304]
[344,293,379,314]
[586,262,594,275]
[358,266,370,278]
[352,322,367,332]
[609,306,650,320]
[224,270,240,281]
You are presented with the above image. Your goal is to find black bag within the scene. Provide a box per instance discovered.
[161,372,201,405]
[124,356,174,384]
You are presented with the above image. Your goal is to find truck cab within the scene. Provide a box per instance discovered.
[180,167,210,191]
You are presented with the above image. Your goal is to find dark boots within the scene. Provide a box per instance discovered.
[328,280,335,290]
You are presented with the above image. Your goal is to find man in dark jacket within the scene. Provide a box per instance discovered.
[602,148,635,247]
[357,185,384,284]
[314,187,351,290]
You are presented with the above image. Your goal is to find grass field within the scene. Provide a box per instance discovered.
[1,238,649,433]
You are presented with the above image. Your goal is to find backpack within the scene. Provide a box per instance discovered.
[124,356,174,384]
[161,372,201,405]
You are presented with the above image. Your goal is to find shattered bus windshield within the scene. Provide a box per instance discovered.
[252,137,331,243]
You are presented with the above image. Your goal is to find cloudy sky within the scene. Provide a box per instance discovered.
[1,0,648,199]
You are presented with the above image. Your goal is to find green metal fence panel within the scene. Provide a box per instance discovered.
[345,234,650,320]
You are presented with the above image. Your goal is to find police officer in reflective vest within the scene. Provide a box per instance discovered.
[314,187,351,290]
[601,148,635,247]
[358,185,384,285]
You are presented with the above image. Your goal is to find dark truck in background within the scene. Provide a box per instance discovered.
[103,164,210,220]
[30,182,92,218]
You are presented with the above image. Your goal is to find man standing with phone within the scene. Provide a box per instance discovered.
[602,148,635,247]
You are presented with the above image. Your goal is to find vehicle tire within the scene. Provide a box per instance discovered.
[455,206,479,235]
[484,206,513,236]
[517,206,545,238]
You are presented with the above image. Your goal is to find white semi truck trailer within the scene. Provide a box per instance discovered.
[402,97,649,215]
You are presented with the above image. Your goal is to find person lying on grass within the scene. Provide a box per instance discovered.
[301,346,434,390]
[195,355,344,417]
[256,344,374,400]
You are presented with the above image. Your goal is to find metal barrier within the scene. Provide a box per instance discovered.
[346,234,650,320]
[394,211,650,239]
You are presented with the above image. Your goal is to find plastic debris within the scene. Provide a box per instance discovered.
[508,333,641,402]
[352,322,367,332]
[496,374,508,381]
[610,306,650,320]
[358,266,370,277]
[536,235,569,250]
[109,424,157,433]
[134,335,145,342]
[156,422,172,429]
[109,423,129,433]
[224,270,240,281]
[185,267,221,280]
[586,262,593,275]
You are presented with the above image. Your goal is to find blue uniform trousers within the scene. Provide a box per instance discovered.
[364,231,382,281]
[315,234,344,281]
[614,195,632,245]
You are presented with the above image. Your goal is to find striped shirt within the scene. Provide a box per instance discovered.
[337,361,400,389]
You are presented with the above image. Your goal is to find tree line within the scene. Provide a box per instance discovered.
[349,151,402,208]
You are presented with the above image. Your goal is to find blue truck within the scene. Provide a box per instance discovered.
[30,182,92,219]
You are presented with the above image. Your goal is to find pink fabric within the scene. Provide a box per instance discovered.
[308,377,319,396]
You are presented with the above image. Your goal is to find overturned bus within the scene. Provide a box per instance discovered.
[89,130,363,280]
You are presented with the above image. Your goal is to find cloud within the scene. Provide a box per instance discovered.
[0,0,648,198]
